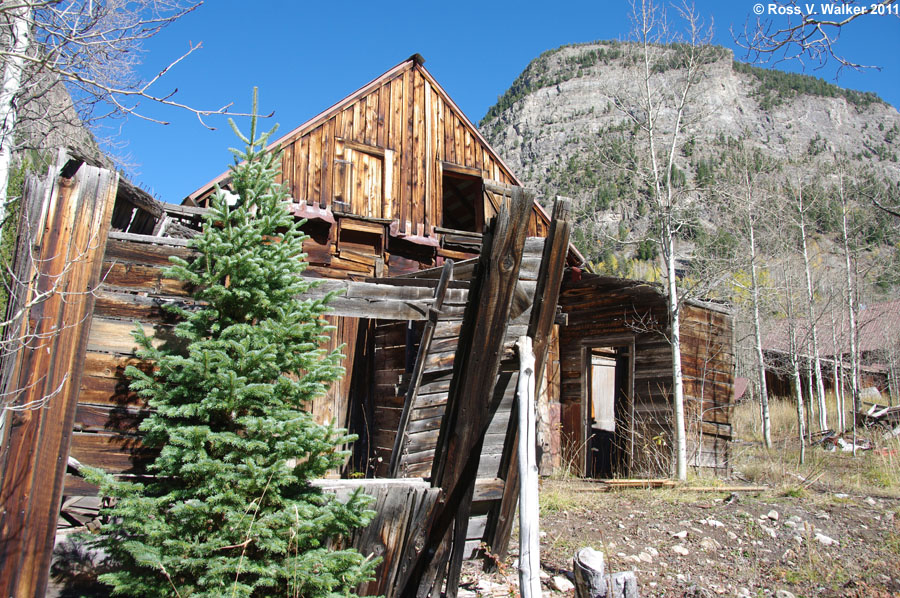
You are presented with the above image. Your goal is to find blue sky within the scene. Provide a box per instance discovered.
[116,0,900,204]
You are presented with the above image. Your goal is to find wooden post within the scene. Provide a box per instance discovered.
[389,259,453,477]
[396,189,533,598]
[484,197,571,561]
[516,336,540,598]
[0,154,118,598]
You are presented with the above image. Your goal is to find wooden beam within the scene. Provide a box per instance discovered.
[483,198,571,561]
[389,261,454,477]
[0,155,119,598]
[396,189,533,598]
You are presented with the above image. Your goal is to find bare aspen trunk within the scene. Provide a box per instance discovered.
[0,5,32,222]
[667,229,688,481]
[837,356,846,431]
[888,351,897,407]
[839,176,860,453]
[782,261,805,464]
[797,186,828,431]
[829,304,844,431]
[792,356,807,465]
[515,336,540,598]
[749,214,772,447]
[805,342,815,439]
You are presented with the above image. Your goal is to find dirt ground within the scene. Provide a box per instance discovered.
[461,478,900,598]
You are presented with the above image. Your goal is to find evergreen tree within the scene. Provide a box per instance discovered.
[87,91,377,597]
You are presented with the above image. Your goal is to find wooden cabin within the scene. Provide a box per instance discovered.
[0,56,735,597]
[183,55,579,476]
[556,272,734,477]
[184,53,562,277]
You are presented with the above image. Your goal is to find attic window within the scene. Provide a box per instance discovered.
[441,171,483,233]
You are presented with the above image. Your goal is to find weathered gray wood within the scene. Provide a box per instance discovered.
[418,189,533,598]
[574,547,606,598]
[485,198,572,561]
[516,337,540,598]
[107,231,193,247]
[312,479,439,598]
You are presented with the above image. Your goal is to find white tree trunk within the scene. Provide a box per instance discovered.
[666,230,688,481]
[797,190,827,431]
[749,218,772,448]
[516,336,541,598]
[782,261,805,464]
[829,305,844,432]
[0,5,31,224]
[839,181,860,452]
[792,355,806,465]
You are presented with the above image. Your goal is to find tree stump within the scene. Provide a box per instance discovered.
[574,548,605,597]
[574,548,639,598]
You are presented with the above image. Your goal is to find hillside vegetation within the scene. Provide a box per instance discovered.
[481,40,900,410]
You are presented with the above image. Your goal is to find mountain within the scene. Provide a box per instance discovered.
[479,41,900,270]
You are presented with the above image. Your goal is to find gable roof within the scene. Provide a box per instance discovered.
[186,56,517,204]
[182,55,584,264]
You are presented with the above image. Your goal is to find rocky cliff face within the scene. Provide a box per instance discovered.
[480,42,900,258]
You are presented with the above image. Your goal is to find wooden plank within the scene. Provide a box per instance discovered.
[87,318,166,355]
[377,82,388,148]
[390,77,404,222]
[390,261,453,477]
[424,79,433,235]
[397,190,533,598]
[411,68,424,235]
[320,117,334,209]
[365,91,378,147]
[106,231,192,247]
[104,238,195,266]
[307,128,322,205]
[93,289,194,323]
[399,68,412,234]
[0,156,118,598]
[296,135,309,202]
[280,140,293,187]
[485,198,571,561]
[99,261,192,296]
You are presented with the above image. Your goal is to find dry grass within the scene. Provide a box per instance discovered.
[731,393,900,498]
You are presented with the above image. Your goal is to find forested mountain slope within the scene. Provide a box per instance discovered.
[480,42,900,288]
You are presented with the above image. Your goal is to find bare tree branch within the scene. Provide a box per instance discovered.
[733,0,898,73]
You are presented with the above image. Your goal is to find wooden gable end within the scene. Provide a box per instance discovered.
[186,57,550,242]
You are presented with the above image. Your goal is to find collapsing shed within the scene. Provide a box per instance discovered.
[0,54,734,597]
[556,273,734,477]
[0,150,570,597]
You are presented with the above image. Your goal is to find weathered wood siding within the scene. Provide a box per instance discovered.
[0,156,119,598]
[680,303,734,472]
[69,236,378,483]
[557,275,734,476]
[188,59,551,282]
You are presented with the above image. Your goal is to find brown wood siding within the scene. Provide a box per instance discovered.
[68,239,363,483]
[198,63,548,246]
[557,277,734,476]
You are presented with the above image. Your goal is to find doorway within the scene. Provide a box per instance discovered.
[585,345,632,478]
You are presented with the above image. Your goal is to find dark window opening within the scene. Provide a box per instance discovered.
[441,171,483,233]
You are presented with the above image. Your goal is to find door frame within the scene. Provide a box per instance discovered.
[579,335,635,477]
